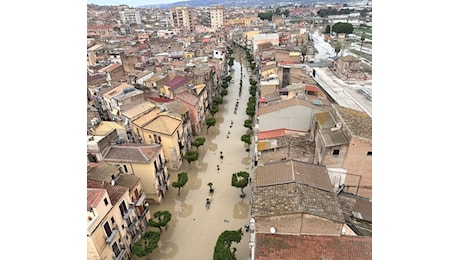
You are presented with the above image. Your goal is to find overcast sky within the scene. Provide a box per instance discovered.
[87,0,185,7]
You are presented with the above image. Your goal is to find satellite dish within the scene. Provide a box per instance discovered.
[269,227,276,234]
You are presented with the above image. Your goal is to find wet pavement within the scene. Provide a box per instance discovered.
[138,54,253,260]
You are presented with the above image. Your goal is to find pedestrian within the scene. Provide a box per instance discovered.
[249,177,252,183]
[205,198,211,209]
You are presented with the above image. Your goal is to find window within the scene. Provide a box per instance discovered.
[103,221,112,238]
[112,242,121,257]
[367,151,372,156]
[111,217,115,224]
[333,149,340,155]
[119,201,128,216]
[104,198,109,206]
[123,164,128,173]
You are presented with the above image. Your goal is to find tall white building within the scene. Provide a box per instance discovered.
[119,7,142,25]
[209,5,225,30]
[170,6,195,33]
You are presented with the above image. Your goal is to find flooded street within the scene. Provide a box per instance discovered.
[141,55,253,260]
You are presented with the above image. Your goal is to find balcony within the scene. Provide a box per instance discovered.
[105,228,118,244]
[135,192,146,207]
[122,208,134,220]
[138,206,149,220]
[114,248,127,260]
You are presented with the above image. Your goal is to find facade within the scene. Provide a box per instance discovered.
[131,111,185,170]
[87,180,139,260]
[170,6,195,33]
[209,5,225,30]
[312,104,372,198]
[102,83,145,121]
[100,63,126,85]
[101,143,170,202]
[119,8,142,25]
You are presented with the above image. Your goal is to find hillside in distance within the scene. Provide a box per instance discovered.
[139,0,331,8]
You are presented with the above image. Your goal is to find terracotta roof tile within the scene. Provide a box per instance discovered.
[87,188,106,210]
[255,233,372,260]
[165,76,192,90]
[102,143,162,164]
[87,180,128,205]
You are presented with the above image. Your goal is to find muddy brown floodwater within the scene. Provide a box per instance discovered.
[138,58,254,260]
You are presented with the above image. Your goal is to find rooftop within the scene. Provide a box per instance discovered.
[333,104,372,140]
[102,143,162,164]
[143,114,181,135]
[87,180,128,205]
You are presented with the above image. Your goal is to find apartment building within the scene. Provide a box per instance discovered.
[119,7,142,25]
[209,5,225,30]
[170,6,195,33]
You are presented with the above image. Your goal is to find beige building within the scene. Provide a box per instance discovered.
[311,104,372,198]
[101,143,170,202]
[170,6,195,33]
[87,163,151,242]
[209,5,225,30]
[131,111,185,170]
[87,179,140,260]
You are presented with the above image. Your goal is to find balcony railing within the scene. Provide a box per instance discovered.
[114,248,127,260]
[135,192,146,207]
[138,206,149,220]
[122,208,134,220]
[105,228,118,244]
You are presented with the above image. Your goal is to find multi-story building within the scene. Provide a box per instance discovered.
[311,104,372,199]
[119,7,142,25]
[101,143,170,202]
[209,5,225,30]
[170,6,195,33]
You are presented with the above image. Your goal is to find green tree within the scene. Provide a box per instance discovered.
[213,229,243,260]
[131,231,161,258]
[244,119,253,130]
[172,172,189,195]
[148,210,172,232]
[249,63,256,71]
[220,89,228,98]
[213,96,223,105]
[205,117,216,134]
[325,25,331,34]
[191,137,206,150]
[183,151,199,169]
[241,134,251,147]
[246,106,255,117]
[210,105,219,117]
[221,81,229,89]
[332,22,354,35]
[228,59,234,67]
[231,171,250,198]
[225,75,232,82]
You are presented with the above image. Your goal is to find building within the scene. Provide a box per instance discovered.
[170,6,195,33]
[209,5,225,30]
[119,7,142,25]
[311,104,372,199]
[87,162,151,242]
[101,143,170,202]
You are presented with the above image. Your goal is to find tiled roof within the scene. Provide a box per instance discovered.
[257,160,333,191]
[121,101,156,120]
[165,76,191,90]
[87,188,106,211]
[87,162,120,182]
[314,112,335,129]
[87,180,128,205]
[102,143,162,164]
[252,183,344,222]
[333,104,372,140]
[175,91,199,106]
[102,63,122,73]
[258,98,329,116]
[143,114,181,135]
[115,174,141,191]
[88,25,116,30]
[255,233,372,260]
[258,129,286,140]
[163,100,189,115]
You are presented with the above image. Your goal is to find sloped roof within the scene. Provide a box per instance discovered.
[87,180,128,205]
[87,188,106,211]
[163,100,189,115]
[165,76,191,90]
[102,143,162,164]
[175,91,199,106]
[143,114,181,135]
[333,104,372,140]
[259,98,329,116]
[258,129,286,140]
[255,233,371,260]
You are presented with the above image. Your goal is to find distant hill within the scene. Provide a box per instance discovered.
[138,0,334,9]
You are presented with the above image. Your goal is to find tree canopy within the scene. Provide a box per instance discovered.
[183,151,199,169]
[131,231,161,257]
[213,229,243,260]
[332,22,354,34]
[148,210,172,232]
[191,137,206,150]
[172,172,189,195]
[231,171,250,198]
[205,117,216,134]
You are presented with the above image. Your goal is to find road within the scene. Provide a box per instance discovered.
[310,31,372,117]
